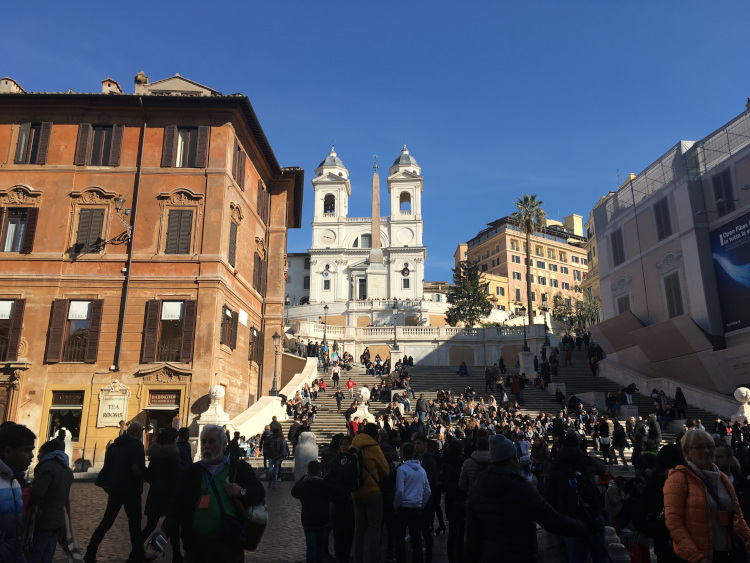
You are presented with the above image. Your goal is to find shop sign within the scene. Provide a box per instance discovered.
[52,392,84,406]
[96,380,130,428]
[149,391,180,406]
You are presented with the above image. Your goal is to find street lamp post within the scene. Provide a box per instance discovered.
[519,306,529,352]
[323,304,329,345]
[270,331,281,396]
[392,301,399,348]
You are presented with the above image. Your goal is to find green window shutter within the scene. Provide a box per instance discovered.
[230,311,239,350]
[194,126,209,168]
[74,124,93,166]
[20,208,38,254]
[141,300,161,363]
[35,122,52,165]
[45,299,69,364]
[6,299,25,361]
[108,124,124,166]
[84,299,104,363]
[220,305,228,346]
[180,300,198,362]
[228,222,238,268]
[161,125,177,167]
[14,123,30,164]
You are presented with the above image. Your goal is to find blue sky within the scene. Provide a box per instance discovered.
[5,1,750,280]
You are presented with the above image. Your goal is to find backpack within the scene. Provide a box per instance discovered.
[264,437,282,460]
[332,446,378,493]
[567,468,602,519]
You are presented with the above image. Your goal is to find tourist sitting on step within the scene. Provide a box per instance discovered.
[457,362,469,376]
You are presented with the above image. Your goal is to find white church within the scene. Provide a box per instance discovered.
[285,146,450,328]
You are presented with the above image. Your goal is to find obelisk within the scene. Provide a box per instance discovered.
[366,156,388,299]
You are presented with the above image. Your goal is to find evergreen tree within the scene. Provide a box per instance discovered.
[446,261,493,326]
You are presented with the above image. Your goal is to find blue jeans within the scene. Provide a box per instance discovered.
[27,529,60,563]
[268,457,282,487]
[418,411,426,423]
[565,515,611,563]
[303,525,330,563]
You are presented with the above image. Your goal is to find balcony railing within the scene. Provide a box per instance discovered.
[62,331,88,362]
[157,339,182,362]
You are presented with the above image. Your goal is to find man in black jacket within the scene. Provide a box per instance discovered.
[465,434,587,562]
[292,460,339,563]
[84,422,146,563]
[160,424,265,563]
[544,432,609,563]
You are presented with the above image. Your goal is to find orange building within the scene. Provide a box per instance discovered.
[0,73,303,464]
[459,214,588,319]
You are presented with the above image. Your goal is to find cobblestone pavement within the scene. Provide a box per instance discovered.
[53,480,449,563]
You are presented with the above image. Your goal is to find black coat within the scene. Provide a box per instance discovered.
[162,458,265,548]
[144,443,181,517]
[291,475,339,528]
[95,433,146,495]
[544,446,606,520]
[465,464,586,562]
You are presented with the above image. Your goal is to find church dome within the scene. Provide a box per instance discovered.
[318,147,345,169]
[392,146,418,167]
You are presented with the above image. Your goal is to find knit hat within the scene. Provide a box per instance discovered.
[489,434,517,462]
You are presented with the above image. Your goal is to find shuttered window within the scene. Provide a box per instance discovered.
[233,141,246,191]
[140,300,197,363]
[257,180,269,224]
[74,209,105,255]
[713,169,736,217]
[219,305,239,350]
[250,328,264,366]
[654,198,672,241]
[664,273,684,318]
[228,222,238,268]
[253,253,261,292]
[611,229,625,266]
[15,122,52,165]
[0,299,25,362]
[165,210,193,254]
[45,299,104,364]
[0,207,38,253]
[74,124,124,166]
[161,125,209,168]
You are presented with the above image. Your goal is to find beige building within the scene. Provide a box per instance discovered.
[593,101,750,393]
[458,214,588,320]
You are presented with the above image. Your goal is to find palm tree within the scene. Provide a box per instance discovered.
[511,194,547,331]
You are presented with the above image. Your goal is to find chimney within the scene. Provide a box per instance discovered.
[101,77,122,94]
[134,71,149,95]
[0,77,24,94]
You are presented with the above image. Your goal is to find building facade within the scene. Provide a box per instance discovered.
[460,214,588,319]
[592,101,750,392]
[285,147,449,328]
[0,73,303,463]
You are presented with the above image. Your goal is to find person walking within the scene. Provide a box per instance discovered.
[139,427,183,563]
[176,427,192,471]
[394,441,431,563]
[465,434,588,562]
[325,435,356,563]
[674,387,688,419]
[0,424,36,563]
[84,422,146,563]
[158,424,265,563]
[25,438,74,563]
[346,378,356,400]
[265,428,285,490]
[292,460,339,563]
[351,424,390,563]
[332,363,341,389]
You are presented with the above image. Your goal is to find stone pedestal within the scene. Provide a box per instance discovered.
[616,404,639,422]
[577,392,606,411]
[731,387,750,424]
[518,351,534,376]
[548,382,566,396]
[389,348,401,373]
[366,260,388,299]
[196,386,231,460]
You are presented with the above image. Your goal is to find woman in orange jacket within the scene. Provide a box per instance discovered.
[664,429,750,563]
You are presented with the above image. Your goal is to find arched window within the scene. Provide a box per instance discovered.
[323,194,335,214]
[399,192,411,214]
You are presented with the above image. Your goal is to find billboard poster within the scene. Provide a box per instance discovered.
[710,211,750,332]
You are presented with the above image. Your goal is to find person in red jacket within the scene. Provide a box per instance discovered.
[346,378,356,399]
